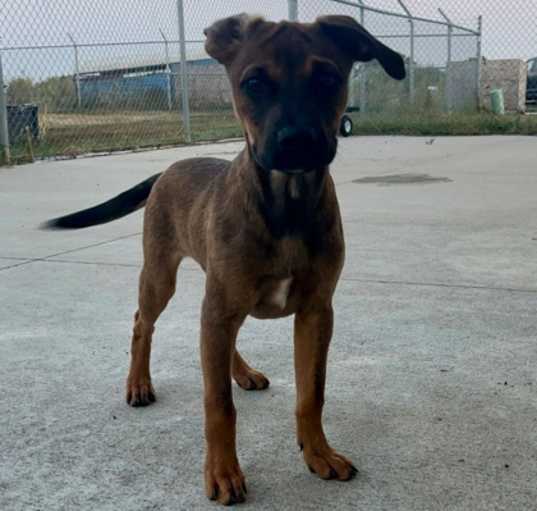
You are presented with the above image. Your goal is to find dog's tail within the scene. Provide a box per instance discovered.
[41,173,162,230]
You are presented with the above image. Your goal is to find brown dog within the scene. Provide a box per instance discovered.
[44,14,405,505]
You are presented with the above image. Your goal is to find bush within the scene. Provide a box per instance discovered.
[7,76,77,112]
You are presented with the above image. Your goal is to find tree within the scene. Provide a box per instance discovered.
[7,78,34,104]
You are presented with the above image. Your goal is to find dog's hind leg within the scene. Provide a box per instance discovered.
[232,350,269,390]
[126,251,182,407]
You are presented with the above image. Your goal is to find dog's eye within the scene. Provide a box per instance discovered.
[315,73,340,89]
[242,77,271,97]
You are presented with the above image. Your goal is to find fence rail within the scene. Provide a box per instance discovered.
[0,0,488,164]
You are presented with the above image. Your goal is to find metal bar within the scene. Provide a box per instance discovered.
[446,26,453,111]
[409,21,415,104]
[176,0,191,143]
[438,9,453,112]
[357,0,365,26]
[159,29,173,111]
[476,15,483,111]
[357,0,367,114]
[288,0,298,21]
[0,47,11,165]
[372,33,476,39]
[447,27,453,65]
[437,8,452,25]
[3,40,207,52]
[67,33,82,109]
[329,0,479,34]
[397,0,415,104]
[3,30,478,51]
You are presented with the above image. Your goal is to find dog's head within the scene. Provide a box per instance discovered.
[204,14,405,174]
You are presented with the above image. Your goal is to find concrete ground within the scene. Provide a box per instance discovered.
[1,136,537,511]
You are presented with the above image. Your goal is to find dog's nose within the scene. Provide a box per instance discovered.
[276,126,317,152]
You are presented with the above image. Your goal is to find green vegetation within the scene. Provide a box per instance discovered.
[3,65,536,165]
[348,112,537,136]
[7,76,78,112]
[5,109,537,165]
[7,110,242,164]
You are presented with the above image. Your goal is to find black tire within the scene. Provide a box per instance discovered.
[340,115,353,137]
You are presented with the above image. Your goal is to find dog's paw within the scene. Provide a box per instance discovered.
[302,445,357,481]
[126,380,156,407]
[233,367,270,391]
[205,459,247,505]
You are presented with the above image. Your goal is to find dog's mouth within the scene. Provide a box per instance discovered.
[251,140,337,175]
[275,168,308,175]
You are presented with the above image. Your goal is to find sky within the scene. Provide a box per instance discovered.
[1,0,536,81]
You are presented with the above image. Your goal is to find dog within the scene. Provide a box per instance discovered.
[44,14,405,505]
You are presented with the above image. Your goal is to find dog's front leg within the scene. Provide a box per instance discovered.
[201,289,247,506]
[294,302,358,481]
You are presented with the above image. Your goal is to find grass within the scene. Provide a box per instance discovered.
[3,109,537,166]
[6,110,242,164]
[349,111,537,137]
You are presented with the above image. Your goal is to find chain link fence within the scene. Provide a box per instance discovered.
[0,0,535,164]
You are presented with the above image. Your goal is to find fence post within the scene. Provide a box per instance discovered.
[438,8,453,112]
[475,15,483,111]
[397,0,415,104]
[0,47,10,165]
[67,33,82,109]
[159,29,173,111]
[288,0,298,21]
[357,0,367,114]
[176,0,192,143]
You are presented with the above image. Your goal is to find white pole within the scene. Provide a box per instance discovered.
[0,47,11,164]
[438,9,453,112]
[176,0,191,142]
[67,33,82,109]
[288,0,298,21]
[159,29,173,111]
[476,15,483,111]
[357,0,367,114]
[397,0,415,104]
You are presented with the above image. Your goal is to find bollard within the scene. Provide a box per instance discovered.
[490,89,505,115]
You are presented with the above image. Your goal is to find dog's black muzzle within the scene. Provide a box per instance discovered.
[255,126,337,174]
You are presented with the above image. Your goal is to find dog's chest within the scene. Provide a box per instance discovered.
[267,277,293,309]
[256,238,307,313]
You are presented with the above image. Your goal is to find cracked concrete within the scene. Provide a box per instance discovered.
[1,136,537,510]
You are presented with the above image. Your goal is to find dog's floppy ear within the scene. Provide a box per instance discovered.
[204,14,262,66]
[317,15,406,80]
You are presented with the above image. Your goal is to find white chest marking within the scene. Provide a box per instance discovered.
[288,176,301,199]
[270,278,293,309]
[270,171,303,200]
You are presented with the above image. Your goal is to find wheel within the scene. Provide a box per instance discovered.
[340,115,353,137]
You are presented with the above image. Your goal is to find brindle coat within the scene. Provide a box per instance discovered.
[44,14,405,506]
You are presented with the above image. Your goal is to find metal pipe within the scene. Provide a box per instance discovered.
[159,29,173,111]
[357,0,367,114]
[438,9,453,112]
[3,40,208,52]
[397,0,415,104]
[0,47,10,165]
[329,0,479,34]
[1,26,477,52]
[476,15,483,111]
[176,0,191,143]
[438,8,452,25]
[288,0,298,21]
[67,33,82,109]
[372,32,475,39]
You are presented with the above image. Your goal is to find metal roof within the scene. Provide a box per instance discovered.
[79,45,212,75]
